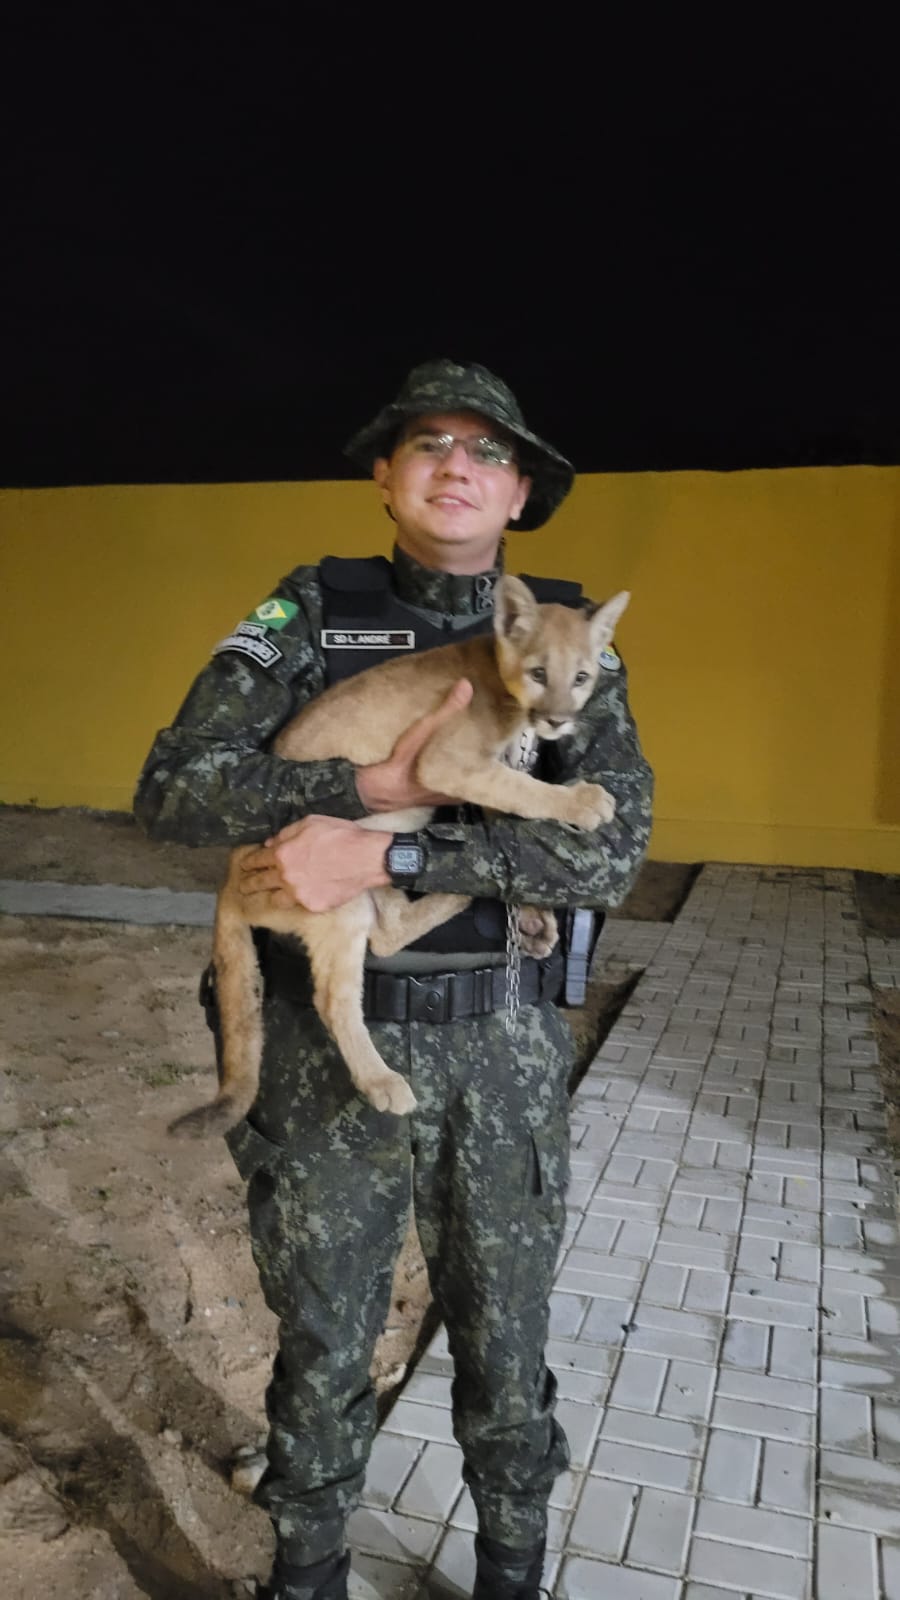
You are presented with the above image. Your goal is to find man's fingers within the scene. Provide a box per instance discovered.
[443,677,473,712]
[238,843,292,894]
[238,866,281,893]
[240,845,276,872]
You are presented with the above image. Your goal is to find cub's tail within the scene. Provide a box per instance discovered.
[169,892,263,1140]
[168,1091,250,1140]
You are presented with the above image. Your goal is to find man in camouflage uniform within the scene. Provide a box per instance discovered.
[135,361,653,1599]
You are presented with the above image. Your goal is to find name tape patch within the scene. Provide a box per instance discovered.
[321,629,416,650]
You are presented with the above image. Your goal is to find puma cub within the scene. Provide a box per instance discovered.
[170,576,629,1137]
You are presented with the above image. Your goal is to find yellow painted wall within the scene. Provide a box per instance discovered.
[1,468,898,871]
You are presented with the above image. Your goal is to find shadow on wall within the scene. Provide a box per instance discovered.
[876,502,900,826]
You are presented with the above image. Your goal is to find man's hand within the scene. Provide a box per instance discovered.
[238,679,473,912]
[239,816,391,912]
[355,678,473,813]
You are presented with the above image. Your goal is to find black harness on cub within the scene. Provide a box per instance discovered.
[317,556,600,988]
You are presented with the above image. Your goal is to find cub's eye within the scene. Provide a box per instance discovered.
[573,671,589,686]
[529,667,548,684]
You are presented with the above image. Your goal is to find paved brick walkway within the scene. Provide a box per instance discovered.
[348,865,900,1600]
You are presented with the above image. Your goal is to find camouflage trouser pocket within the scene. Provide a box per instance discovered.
[226,1119,299,1321]
[498,1116,570,1322]
[226,1117,283,1183]
[527,1122,570,1229]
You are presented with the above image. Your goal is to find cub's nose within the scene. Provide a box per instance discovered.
[544,716,570,730]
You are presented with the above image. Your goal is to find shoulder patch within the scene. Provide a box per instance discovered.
[213,631,283,669]
[245,597,299,631]
[598,644,622,673]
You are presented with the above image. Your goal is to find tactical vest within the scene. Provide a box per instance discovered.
[318,555,582,683]
[317,556,583,956]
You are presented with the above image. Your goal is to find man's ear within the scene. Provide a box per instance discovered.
[373,457,391,503]
[494,574,539,642]
[507,474,533,522]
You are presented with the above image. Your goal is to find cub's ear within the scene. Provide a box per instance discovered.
[587,589,630,652]
[494,575,539,642]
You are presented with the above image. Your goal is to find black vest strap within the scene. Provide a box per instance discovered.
[318,554,393,618]
[518,573,583,607]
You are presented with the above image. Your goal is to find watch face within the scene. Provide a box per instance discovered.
[390,847,422,874]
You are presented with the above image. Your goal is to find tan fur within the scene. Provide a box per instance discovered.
[169,578,629,1137]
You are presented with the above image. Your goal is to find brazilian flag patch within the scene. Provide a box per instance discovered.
[245,597,299,631]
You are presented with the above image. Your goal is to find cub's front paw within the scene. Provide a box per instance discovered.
[517,906,559,959]
[565,781,617,829]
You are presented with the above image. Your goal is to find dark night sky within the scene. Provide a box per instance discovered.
[3,13,898,488]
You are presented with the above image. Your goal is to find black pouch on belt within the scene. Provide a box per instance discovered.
[560,908,605,1007]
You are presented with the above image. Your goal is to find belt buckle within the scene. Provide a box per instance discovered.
[407,974,450,1024]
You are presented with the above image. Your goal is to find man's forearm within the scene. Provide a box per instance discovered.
[417,797,653,909]
[134,733,369,846]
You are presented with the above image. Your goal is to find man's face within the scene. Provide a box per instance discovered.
[374,410,532,574]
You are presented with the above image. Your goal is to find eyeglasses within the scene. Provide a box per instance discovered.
[403,431,517,469]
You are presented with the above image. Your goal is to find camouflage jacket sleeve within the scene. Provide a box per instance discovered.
[133,570,369,846]
[416,663,653,911]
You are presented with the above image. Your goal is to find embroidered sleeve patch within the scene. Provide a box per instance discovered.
[245,597,299,631]
[213,622,283,669]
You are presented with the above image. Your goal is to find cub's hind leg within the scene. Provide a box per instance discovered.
[368,888,472,959]
[306,900,417,1116]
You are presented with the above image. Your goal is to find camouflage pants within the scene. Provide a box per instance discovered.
[226,982,573,1567]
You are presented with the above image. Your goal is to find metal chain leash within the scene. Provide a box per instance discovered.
[505,900,522,1035]
[505,729,535,1035]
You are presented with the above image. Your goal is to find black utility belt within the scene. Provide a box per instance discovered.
[362,956,562,1025]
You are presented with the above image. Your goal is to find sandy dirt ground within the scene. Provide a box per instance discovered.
[0,806,895,1598]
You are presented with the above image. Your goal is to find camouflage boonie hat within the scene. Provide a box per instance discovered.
[344,358,575,531]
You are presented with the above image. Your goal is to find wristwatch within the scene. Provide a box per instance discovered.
[385,832,426,888]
